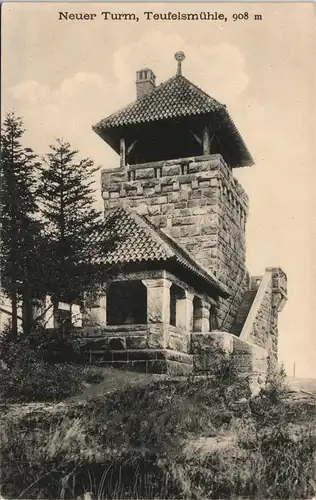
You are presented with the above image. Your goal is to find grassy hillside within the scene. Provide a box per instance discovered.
[1,366,315,500]
[0,332,315,499]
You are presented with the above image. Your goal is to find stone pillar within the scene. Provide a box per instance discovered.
[203,126,211,155]
[120,137,126,168]
[45,295,55,329]
[194,299,210,333]
[72,304,82,327]
[83,291,107,327]
[31,297,46,327]
[142,278,171,324]
[176,291,194,331]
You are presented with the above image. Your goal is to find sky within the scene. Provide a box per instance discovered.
[1,2,315,377]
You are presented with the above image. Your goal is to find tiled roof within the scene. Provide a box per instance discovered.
[93,75,224,131]
[93,206,229,297]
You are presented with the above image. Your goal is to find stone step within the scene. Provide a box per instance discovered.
[232,290,257,335]
[81,348,193,376]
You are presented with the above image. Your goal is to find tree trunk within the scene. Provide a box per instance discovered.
[11,284,18,338]
[22,287,33,335]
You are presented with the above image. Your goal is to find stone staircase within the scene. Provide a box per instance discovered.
[232,289,257,336]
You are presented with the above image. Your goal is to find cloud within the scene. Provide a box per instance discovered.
[114,38,249,104]
[8,37,250,167]
[59,72,105,100]
[10,80,50,105]
[7,71,120,177]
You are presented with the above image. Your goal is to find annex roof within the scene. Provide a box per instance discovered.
[92,206,229,298]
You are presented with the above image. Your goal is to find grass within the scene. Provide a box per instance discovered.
[1,368,315,500]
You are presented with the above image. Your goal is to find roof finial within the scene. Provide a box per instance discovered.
[175,51,185,76]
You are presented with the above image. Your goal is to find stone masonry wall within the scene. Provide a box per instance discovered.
[249,278,273,349]
[102,154,249,332]
[191,331,268,376]
[240,268,287,362]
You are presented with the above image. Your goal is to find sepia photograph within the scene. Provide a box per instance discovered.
[0,2,315,499]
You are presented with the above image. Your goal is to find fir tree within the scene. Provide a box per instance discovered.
[0,112,41,336]
[38,138,108,321]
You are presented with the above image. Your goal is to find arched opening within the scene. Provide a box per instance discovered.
[107,281,147,325]
[193,296,203,332]
[209,305,219,331]
[170,284,185,327]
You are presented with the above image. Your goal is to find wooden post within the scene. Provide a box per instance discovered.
[120,137,126,167]
[203,126,211,155]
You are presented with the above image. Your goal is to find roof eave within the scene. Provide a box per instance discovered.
[173,256,230,298]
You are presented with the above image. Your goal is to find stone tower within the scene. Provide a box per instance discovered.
[94,52,253,332]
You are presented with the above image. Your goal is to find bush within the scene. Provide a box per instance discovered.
[1,333,315,499]
[0,328,104,402]
[1,361,83,402]
[29,328,84,363]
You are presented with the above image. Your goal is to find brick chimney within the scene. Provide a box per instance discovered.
[136,68,156,99]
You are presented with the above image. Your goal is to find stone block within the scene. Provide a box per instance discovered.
[156,350,192,365]
[167,335,187,352]
[82,326,103,337]
[126,336,148,349]
[179,191,189,201]
[148,195,168,205]
[89,350,112,362]
[135,168,155,179]
[178,226,200,237]
[111,361,133,371]
[200,226,217,235]
[174,202,187,209]
[109,337,126,350]
[150,216,168,228]
[142,180,157,189]
[193,353,219,371]
[147,360,168,374]
[198,180,210,188]
[192,332,234,354]
[126,188,137,198]
[188,189,202,200]
[166,360,193,376]
[127,349,157,361]
[162,165,181,176]
[187,162,200,173]
[167,192,180,203]
[147,332,165,349]
[172,216,196,226]
[132,361,148,373]
[112,351,128,362]
[162,184,173,193]
[231,353,253,372]
[232,338,253,355]
[179,174,197,184]
[82,338,109,350]
[148,205,161,215]
[191,206,208,216]
[109,191,120,199]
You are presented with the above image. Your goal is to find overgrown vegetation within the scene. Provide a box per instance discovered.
[1,112,116,337]
[0,328,105,402]
[0,112,42,336]
[1,351,315,499]
[37,138,111,311]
